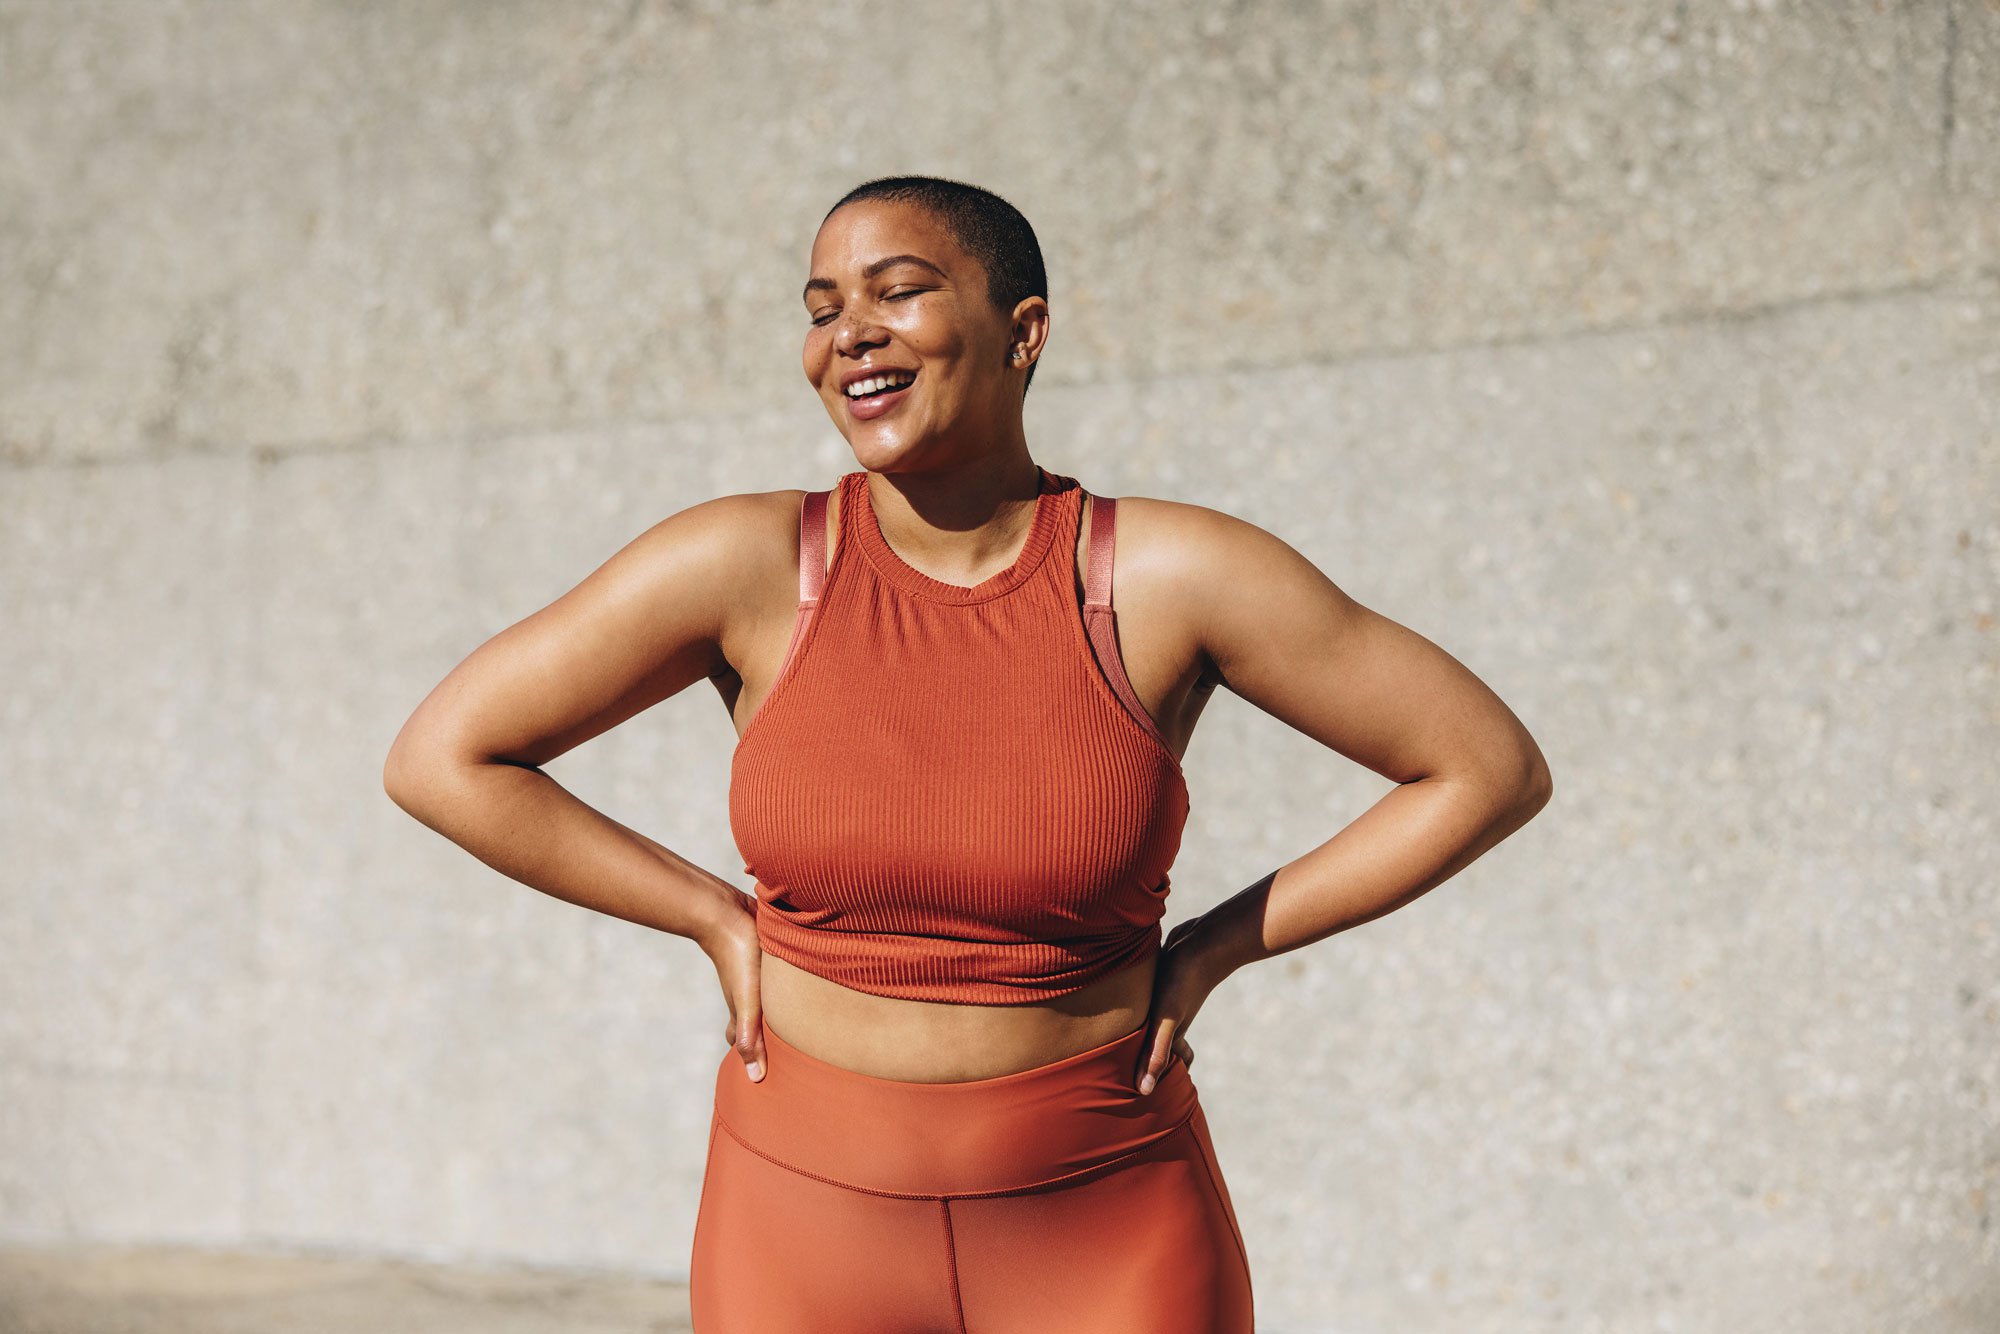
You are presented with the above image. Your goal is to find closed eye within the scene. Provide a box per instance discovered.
[809,289,925,326]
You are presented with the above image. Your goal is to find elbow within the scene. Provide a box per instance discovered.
[382,708,465,815]
[384,731,512,825]
[1515,751,1554,821]
[382,736,452,818]
[382,743,423,814]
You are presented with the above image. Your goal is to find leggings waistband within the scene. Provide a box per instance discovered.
[712,1018,1197,1198]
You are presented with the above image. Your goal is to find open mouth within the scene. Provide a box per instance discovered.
[843,369,918,411]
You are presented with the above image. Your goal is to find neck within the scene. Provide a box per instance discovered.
[861,458,1045,578]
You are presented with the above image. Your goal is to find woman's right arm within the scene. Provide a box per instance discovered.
[380,491,779,956]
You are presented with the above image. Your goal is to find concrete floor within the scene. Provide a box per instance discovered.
[0,1245,693,1333]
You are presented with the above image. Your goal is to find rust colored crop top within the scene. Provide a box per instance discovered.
[727,466,1190,1004]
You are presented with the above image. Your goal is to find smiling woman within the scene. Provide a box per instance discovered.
[383,173,1551,1333]
[681,180,1261,1330]
[796,184,1051,472]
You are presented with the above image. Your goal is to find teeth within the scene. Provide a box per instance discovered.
[845,371,916,399]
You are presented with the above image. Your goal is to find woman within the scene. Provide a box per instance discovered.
[384,174,1553,1332]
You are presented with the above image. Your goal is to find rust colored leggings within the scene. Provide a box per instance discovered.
[689,1017,1254,1332]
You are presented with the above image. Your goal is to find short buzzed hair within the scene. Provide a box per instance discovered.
[823,175,1048,397]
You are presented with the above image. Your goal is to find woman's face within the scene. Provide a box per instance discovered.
[802,199,1040,468]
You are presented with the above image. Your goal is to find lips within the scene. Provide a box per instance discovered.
[843,371,917,421]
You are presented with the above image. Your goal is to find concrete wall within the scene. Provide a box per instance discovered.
[3,2,1994,1329]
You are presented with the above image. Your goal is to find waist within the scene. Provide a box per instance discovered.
[755,900,1166,1007]
[756,946,1160,1083]
[712,1011,1196,1196]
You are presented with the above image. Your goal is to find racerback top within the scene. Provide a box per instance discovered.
[727,466,1191,1004]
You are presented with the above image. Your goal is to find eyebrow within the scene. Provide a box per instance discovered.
[802,253,949,304]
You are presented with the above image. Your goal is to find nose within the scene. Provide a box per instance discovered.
[833,316,887,356]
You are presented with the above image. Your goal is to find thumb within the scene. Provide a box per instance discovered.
[709,914,768,1084]
[720,958,766,1084]
[1136,1018,1178,1096]
[736,987,766,1083]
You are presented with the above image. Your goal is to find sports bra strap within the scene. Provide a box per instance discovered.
[1079,491,1169,750]
[1083,493,1117,609]
[797,487,831,604]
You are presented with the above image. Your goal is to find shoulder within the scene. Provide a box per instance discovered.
[597,487,811,620]
[1106,492,1360,667]
[620,487,798,565]
[1106,493,1334,600]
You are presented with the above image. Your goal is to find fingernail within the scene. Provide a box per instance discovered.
[1139,1073,1155,1095]
[748,1061,763,1082]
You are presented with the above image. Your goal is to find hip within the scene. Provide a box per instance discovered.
[712,1010,1195,1197]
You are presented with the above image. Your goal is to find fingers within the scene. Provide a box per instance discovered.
[1137,1020,1177,1096]
[736,987,766,1082]
[737,1025,765,1081]
[726,1011,765,1081]
[719,948,767,1085]
[1136,1020,1202,1095]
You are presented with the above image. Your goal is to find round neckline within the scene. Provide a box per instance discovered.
[852,466,1063,605]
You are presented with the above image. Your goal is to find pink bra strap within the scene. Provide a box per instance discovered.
[798,487,831,603]
[1081,492,1170,750]
[1083,492,1116,609]
[763,487,831,690]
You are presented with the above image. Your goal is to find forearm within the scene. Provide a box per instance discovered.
[1190,770,1551,980]
[385,755,741,950]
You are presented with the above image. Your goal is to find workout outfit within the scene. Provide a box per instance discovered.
[693,467,1253,1331]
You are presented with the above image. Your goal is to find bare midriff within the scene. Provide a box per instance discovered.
[758,945,1160,1083]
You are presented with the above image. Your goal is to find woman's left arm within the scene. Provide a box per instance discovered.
[1133,499,1555,1091]
[1177,500,1555,981]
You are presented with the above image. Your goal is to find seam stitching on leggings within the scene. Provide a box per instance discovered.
[1183,1115,1253,1280]
[939,1198,968,1334]
[713,1104,1198,1201]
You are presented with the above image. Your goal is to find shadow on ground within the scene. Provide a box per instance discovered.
[0,1245,693,1333]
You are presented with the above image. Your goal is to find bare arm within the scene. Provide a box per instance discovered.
[381,491,783,952]
[1163,502,1555,980]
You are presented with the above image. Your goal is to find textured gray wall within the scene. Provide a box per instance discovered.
[3,2,1995,1330]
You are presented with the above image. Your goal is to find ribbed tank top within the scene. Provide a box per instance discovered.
[727,466,1191,1004]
